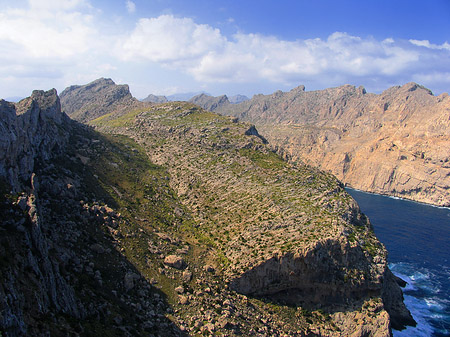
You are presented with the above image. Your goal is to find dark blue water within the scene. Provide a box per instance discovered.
[346,188,450,337]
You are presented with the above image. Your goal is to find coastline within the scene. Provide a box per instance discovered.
[347,188,450,337]
[344,185,450,211]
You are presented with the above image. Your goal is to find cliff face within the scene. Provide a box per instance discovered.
[0,91,182,336]
[201,83,450,206]
[0,89,70,190]
[0,90,78,336]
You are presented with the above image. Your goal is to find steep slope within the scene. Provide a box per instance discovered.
[88,100,414,335]
[0,90,188,336]
[202,83,450,206]
[60,78,147,123]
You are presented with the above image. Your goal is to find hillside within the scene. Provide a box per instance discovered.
[0,81,414,336]
[81,79,414,335]
[197,83,450,206]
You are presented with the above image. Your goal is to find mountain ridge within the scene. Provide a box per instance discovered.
[193,82,450,206]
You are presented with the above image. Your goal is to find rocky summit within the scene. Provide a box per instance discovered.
[0,80,415,336]
[193,83,450,207]
[60,78,148,123]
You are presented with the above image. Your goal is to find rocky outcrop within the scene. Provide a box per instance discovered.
[203,83,450,206]
[0,89,70,191]
[60,78,146,123]
[230,237,383,308]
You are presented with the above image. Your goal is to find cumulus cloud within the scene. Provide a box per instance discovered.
[119,15,448,90]
[0,0,114,97]
[120,15,226,65]
[0,0,98,59]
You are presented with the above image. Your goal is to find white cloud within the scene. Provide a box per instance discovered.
[409,39,450,51]
[120,15,226,65]
[126,0,136,14]
[119,16,449,92]
[0,0,98,59]
[28,0,90,11]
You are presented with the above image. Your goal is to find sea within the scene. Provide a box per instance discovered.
[346,188,450,337]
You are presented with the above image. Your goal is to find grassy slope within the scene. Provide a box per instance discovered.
[84,102,389,335]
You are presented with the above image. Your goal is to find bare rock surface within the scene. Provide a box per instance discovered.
[60,78,147,123]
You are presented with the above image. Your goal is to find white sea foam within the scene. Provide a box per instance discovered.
[390,262,450,337]
[393,295,436,337]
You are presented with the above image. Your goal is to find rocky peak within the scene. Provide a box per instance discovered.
[60,78,143,123]
[16,88,63,124]
[402,82,433,94]
[229,94,249,104]
[142,93,169,103]
[189,93,230,111]
[0,89,69,191]
[290,84,306,93]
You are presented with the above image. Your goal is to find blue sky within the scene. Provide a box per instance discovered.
[0,0,449,99]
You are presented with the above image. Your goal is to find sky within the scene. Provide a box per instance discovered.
[0,0,450,100]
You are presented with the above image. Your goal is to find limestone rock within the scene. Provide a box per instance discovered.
[0,89,69,191]
[182,270,192,282]
[164,255,186,270]
[60,78,146,123]
[124,272,140,291]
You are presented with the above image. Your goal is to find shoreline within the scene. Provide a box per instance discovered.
[344,186,450,211]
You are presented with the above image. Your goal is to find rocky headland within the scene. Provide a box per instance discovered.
[0,79,415,336]
[192,83,450,207]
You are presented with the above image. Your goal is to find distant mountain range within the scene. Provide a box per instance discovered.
[191,83,450,207]
[142,91,249,104]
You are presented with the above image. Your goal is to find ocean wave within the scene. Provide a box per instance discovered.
[390,262,450,337]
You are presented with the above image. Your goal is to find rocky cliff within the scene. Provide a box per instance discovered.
[0,89,70,191]
[198,83,450,206]
[0,90,183,336]
[60,78,147,123]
